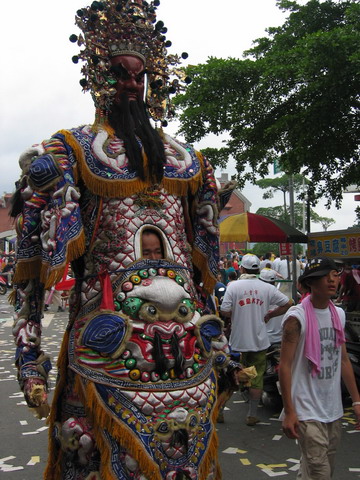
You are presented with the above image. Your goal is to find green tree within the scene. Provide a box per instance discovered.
[251,243,280,257]
[309,212,336,231]
[354,206,360,227]
[175,0,360,206]
[256,174,308,221]
[256,203,334,231]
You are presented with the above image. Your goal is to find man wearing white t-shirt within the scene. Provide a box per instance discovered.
[280,257,360,479]
[221,254,292,426]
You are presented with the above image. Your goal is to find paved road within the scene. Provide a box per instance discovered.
[1,294,359,479]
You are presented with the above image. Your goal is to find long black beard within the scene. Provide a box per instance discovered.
[108,95,166,183]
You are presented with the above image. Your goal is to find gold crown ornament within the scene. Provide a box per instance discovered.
[70,0,191,125]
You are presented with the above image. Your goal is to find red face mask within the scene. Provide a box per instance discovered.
[110,55,146,106]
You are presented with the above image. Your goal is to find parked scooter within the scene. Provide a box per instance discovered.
[0,275,7,295]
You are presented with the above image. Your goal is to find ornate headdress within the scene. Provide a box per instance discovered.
[70,0,190,124]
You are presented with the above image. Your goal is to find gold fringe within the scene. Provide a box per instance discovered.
[58,129,204,199]
[162,171,203,197]
[44,329,70,480]
[13,258,42,284]
[74,377,162,480]
[198,378,222,480]
[14,218,85,288]
[195,150,205,168]
[199,430,222,480]
[8,288,17,306]
[192,247,217,295]
[41,231,85,289]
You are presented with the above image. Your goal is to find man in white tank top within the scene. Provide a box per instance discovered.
[279,257,360,479]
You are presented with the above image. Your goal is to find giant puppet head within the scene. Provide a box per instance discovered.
[70,0,191,125]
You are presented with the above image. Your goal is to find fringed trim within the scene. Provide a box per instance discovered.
[198,384,222,480]
[40,231,86,289]
[198,430,221,480]
[44,443,63,480]
[58,129,204,199]
[8,288,17,306]
[44,329,70,480]
[162,171,203,197]
[195,150,205,169]
[14,226,85,289]
[13,258,42,284]
[58,129,84,164]
[192,247,217,296]
[74,377,162,480]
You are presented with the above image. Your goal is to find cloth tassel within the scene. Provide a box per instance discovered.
[99,271,115,310]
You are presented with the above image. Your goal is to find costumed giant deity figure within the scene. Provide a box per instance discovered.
[11,1,238,479]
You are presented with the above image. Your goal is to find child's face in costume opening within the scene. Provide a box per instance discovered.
[142,232,163,260]
[110,55,146,106]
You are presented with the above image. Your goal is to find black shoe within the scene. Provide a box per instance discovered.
[57,306,65,312]
[44,305,49,312]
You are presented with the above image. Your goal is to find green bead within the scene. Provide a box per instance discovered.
[182,298,195,312]
[175,275,185,286]
[125,358,137,369]
[139,269,149,279]
[161,371,169,380]
[193,362,200,373]
[114,301,121,311]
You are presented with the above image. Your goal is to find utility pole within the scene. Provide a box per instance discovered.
[289,175,298,302]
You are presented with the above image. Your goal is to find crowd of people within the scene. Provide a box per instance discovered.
[219,250,360,312]
[216,252,360,479]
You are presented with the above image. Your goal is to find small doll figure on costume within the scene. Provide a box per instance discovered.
[10,2,241,479]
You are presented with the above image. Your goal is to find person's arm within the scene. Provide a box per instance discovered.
[279,316,301,439]
[220,309,231,319]
[264,299,293,323]
[341,344,360,429]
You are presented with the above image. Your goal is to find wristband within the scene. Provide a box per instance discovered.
[352,402,360,407]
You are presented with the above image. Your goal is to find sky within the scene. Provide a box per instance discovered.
[1,0,358,232]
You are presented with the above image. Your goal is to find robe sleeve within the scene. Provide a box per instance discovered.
[12,133,85,395]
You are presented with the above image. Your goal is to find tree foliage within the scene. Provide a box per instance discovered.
[256,173,308,221]
[175,0,360,206]
[353,206,360,227]
[256,203,334,231]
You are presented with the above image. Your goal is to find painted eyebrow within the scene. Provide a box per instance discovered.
[110,64,146,77]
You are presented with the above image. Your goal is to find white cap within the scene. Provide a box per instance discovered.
[260,268,277,283]
[241,254,260,270]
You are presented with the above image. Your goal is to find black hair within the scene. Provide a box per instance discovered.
[108,94,166,182]
[242,267,260,275]
[228,271,238,281]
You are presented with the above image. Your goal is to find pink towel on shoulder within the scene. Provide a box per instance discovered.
[302,295,345,377]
